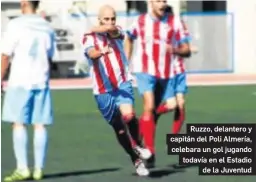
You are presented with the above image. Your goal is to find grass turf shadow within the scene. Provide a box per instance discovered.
[43,167,120,179]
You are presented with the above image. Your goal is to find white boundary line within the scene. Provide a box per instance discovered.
[46,81,256,90]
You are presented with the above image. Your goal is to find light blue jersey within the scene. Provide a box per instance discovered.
[2,15,56,125]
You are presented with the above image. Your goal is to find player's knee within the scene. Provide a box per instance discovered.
[144,105,154,113]
[122,112,135,123]
[143,91,155,113]
[120,104,134,115]
[177,98,185,108]
[176,95,185,108]
[13,123,25,129]
[165,98,177,110]
[140,112,154,123]
[143,102,154,114]
[33,124,46,130]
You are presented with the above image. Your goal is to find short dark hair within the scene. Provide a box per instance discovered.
[29,0,40,10]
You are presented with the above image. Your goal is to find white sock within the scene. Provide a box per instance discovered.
[13,127,28,170]
[34,128,48,170]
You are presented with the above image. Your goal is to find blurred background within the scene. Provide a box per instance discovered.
[1,0,256,80]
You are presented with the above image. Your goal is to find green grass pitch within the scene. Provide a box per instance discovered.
[2,85,256,182]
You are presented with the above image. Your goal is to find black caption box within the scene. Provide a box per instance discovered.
[166,124,256,175]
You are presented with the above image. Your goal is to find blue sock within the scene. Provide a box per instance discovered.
[34,128,48,170]
[13,127,28,170]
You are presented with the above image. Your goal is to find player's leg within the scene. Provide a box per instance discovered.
[173,73,187,134]
[2,87,32,182]
[31,88,53,180]
[94,92,149,176]
[120,103,141,147]
[116,81,151,160]
[156,79,178,135]
[112,111,149,176]
[135,73,156,155]
[142,80,164,168]
[153,80,164,123]
[144,78,176,168]
[155,78,177,116]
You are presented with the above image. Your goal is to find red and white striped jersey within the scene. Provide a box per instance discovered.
[127,14,191,78]
[82,31,131,95]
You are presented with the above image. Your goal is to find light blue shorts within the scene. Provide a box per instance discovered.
[2,87,53,125]
[174,73,188,94]
[135,73,175,102]
[95,81,134,123]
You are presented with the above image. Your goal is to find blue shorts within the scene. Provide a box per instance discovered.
[2,87,53,125]
[94,81,134,123]
[174,73,188,94]
[135,73,175,102]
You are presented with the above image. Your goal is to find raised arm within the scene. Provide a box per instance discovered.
[90,25,118,33]
[82,34,111,60]
[89,25,123,39]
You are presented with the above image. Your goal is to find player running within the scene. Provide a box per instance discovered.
[124,0,191,168]
[1,1,56,181]
[82,5,151,176]
[155,17,192,133]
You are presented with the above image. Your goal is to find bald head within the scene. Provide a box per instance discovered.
[99,5,115,18]
[98,5,116,26]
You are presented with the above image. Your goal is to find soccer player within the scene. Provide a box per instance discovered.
[1,0,56,181]
[155,5,197,133]
[82,5,151,176]
[124,0,191,167]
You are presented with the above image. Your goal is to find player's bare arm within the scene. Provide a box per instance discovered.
[1,54,10,81]
[90,25,122,39]
[166,43,191,58]
[90,25,116,33]
[87,45,111,60]
[124,36,134,61]
[174,43,191,58]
